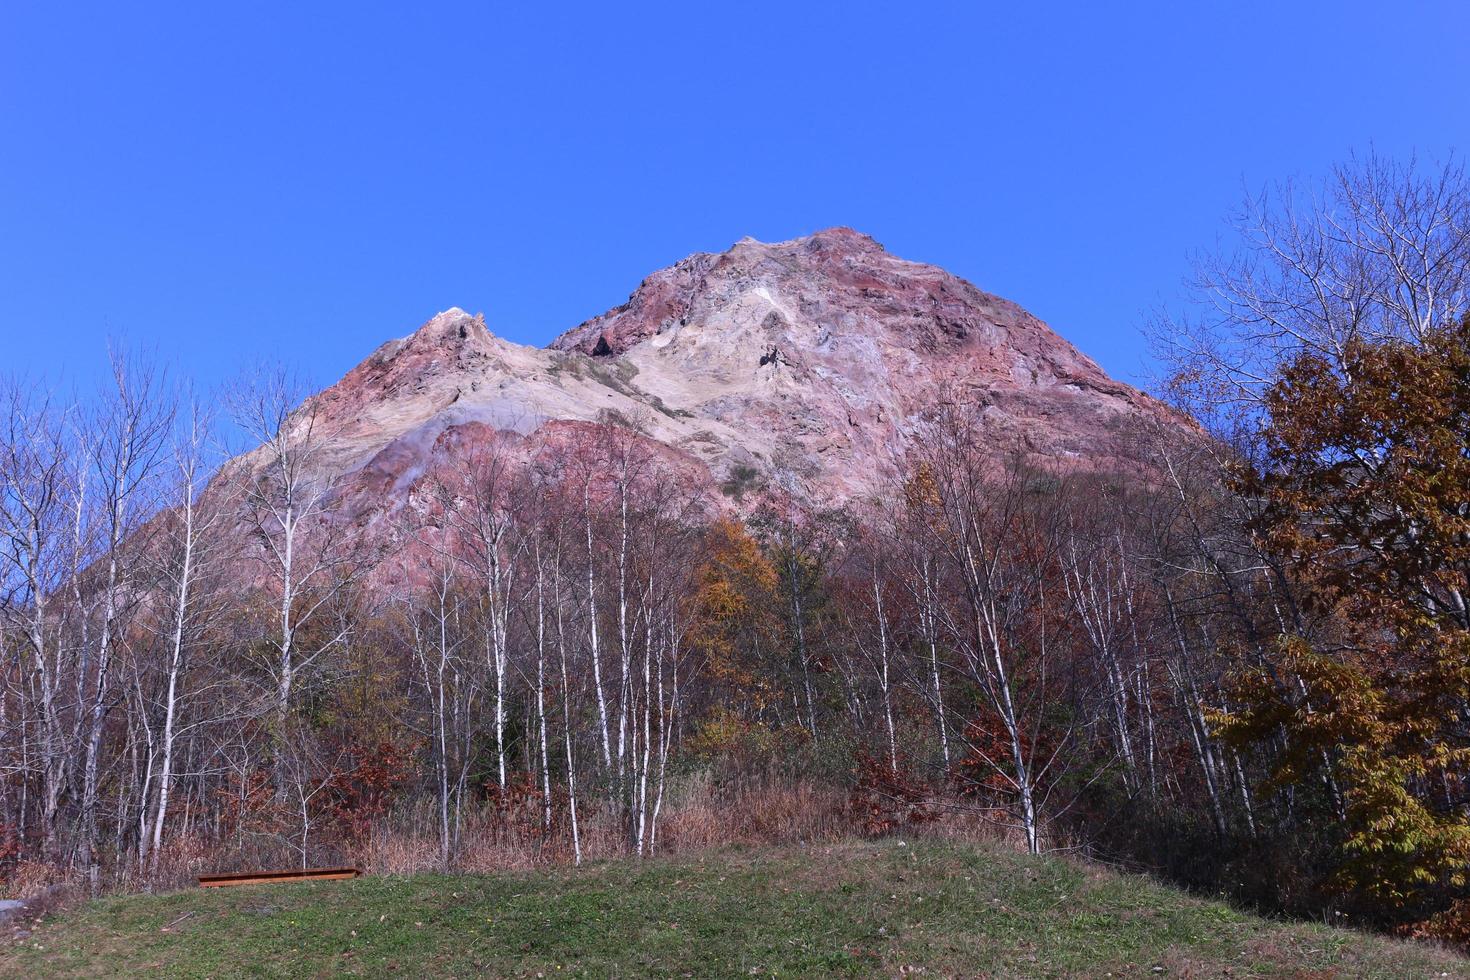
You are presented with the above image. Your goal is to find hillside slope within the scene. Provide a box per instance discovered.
[2,840,1461,978]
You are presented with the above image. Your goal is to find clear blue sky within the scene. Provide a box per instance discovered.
[3,2,1466,394]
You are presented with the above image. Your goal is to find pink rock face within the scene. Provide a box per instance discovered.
[233,228,1190,576]
[549,227,1184,500]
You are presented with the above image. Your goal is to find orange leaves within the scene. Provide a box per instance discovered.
[685,706,781,762]
[1219,631,1470,905]
[689,519,781,698]
[1403,896,1470,945]
[1224,318,1470,913]
[901,464,943,525]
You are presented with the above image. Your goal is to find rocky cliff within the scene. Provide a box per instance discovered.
[249,228,1185,545]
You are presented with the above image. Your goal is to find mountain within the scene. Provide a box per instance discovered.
[264,228,1183,543]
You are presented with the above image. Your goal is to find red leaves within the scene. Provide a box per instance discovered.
[216,768,276,837]
[955,715,1028,797]
[0,822,20,868]
[849,753,939,837]
[483,772,545,833]
[326,740,416,843]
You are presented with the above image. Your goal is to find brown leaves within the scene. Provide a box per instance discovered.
[1252,318,1470,637]
[1224,318,1470,912]
[849,754,939,837]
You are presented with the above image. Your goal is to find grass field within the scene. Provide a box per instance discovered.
[2,838,1465,978]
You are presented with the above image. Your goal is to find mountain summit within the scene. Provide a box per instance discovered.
[289,229,1180,535]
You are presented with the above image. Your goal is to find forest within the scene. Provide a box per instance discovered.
[3,154,1469,946]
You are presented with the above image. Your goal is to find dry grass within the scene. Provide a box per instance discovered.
[363,771,854,875]
[0,776,1100,899]
[2,771,861,899]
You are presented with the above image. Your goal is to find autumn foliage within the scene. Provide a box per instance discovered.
[1218,318,1470,926]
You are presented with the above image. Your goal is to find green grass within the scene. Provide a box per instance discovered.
[3,839,1465,978]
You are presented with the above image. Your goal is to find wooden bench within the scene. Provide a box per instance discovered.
[197,867,362,888]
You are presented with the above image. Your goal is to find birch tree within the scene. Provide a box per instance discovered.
[0,382,75,860]
[138,394,230,871]
[432,435,525,791]
[75,352,172,889]
[916,411,1078,854]
[229,368,367,729]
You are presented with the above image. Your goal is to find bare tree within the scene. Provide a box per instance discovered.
[0,381,75,860]
[138,393,231,871]
[75,351,173,889]
[228,368,367,730]
[1157,152,1470,423]
[431,434,526,792]
[402,549,470,871]
[915,408,1080,854]
[1061,506,1143,795]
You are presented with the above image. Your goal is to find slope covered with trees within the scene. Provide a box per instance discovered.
[2,153,1468,948]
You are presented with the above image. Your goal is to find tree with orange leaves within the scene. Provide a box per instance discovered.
[1217,318,1470,915]
[688,518,784,727]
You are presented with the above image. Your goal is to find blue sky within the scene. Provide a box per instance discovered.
[2,2,1466,394]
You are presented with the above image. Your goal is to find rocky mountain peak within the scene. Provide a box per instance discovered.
[240,231,1189,553]
[551,229,900,358]
[734,226,885,255]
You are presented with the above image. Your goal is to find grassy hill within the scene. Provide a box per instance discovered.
[2,838,1463,978]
